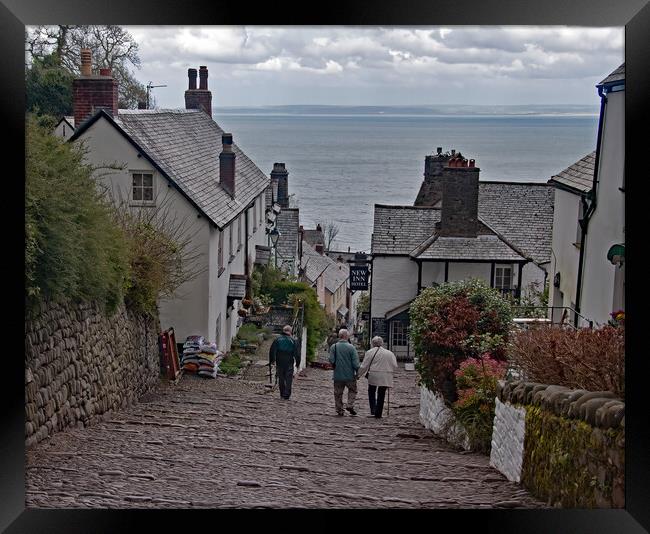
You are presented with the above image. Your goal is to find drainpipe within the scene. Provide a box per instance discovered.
[575,88,607,327]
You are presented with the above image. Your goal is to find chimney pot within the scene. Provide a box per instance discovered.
[80,48,92,76]
[469,159,475,168]
[437,147,442,155]
[188,68,197,90]
[199,66,208,90]
[451,149,456,156]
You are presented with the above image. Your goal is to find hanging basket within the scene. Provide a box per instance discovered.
[237,308,248,317]
[241,298,253,309]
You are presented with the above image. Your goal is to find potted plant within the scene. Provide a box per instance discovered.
[241,297,253,309]
[238,308,248,317]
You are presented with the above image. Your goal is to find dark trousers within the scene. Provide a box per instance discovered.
[368,385,388,417]
[277,365,294,399]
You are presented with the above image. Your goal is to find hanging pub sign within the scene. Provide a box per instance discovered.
[349,265,369,290]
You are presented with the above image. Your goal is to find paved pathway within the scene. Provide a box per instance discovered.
[26,363,544,509]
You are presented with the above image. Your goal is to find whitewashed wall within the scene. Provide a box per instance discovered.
[489,397,526,483]
[371,256,418,318]
[420,262,445,287]
[419,386,470,450]
[447,262,491,283]
[549,187,582,313]
[581,89,625,326]
[75,117,211,343]
[520,262,548,303]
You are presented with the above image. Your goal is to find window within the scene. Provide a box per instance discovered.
[390,320,408,347]
[132,172,154,204]
[229,223,234,261]
[495,266,512,290]
[218,230,224,274]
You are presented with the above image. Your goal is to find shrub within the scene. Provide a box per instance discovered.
[452,355,508,452]
[410,278,513,403]
[508,324,624,397]
[25,115,130,314]
[219,352,243,376]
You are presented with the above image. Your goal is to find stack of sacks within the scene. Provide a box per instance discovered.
[196,342,224,379]
[181,335,205,374]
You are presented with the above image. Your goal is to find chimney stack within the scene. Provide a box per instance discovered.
[220,133,236,197]
[137,101,147,109]
[185,65,212,117]
[440,154,480,238]
[315,244,324,255]
[416,147,452,206]
[73,49,118,126]
[270,163,289,208]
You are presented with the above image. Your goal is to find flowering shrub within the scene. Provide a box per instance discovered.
[410,278,513,403]
[452,355,508,452]
[508,324,624,397]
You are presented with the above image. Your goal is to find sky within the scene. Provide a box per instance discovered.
[125,26,624,108]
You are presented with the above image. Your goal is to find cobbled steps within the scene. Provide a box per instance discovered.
[26,367,544,508]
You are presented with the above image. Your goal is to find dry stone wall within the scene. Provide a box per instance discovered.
[490,380,625,508]
[25,299,161,448]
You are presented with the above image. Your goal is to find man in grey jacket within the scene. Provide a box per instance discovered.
[328,329,360,416]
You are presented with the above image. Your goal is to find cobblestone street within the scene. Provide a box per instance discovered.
[26,363,545,509]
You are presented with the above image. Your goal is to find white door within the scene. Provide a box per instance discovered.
[390,320,410,360]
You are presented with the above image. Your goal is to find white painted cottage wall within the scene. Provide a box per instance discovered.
[549,187,582,312]
[420,262,445,287]
[74,118,211,342]
[447,262,492,283]
[581,89,625,326]
[371,256,418,318]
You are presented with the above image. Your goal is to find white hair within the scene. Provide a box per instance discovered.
[371,336,384,347]
[338,328,349,339]
[283,325,292,334]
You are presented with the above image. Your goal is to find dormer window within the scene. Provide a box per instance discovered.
[132,172,154,205]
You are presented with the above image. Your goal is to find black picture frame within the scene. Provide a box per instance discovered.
[4,0,649,531]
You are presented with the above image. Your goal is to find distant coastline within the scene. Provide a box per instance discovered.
[215,104,599,117]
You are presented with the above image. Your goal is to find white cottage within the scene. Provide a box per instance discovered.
[370,151,554,359]
[64,52,273,351]
[549,63,625,327]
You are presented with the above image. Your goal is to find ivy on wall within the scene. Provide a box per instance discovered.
[521,406,624,508]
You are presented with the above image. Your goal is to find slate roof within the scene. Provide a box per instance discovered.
[300,242,330,285]
[414,234,525,261]
[599,63,625,86]
[301,242,348,293]
[548,152,596,194]
[110,109,270,229]
[373,182,554,265]
[274,208,300,263]
[371,206,442,255]
[303,229,325,246]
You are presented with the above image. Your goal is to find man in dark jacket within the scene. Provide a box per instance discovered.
[328,329,360,416]
[269,325,301,400]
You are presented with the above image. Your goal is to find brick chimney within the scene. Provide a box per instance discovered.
[184,66,212,117]
[270,163,289,208]
[72,48,119,127]
[440,153,480,237]
[220,133,236,197]
[315,244,324,255]
[414,147,453,207]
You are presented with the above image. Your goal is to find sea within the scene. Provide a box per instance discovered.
[212,105,599,253]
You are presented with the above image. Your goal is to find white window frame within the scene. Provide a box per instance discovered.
[390,320,408,348]
[495,266,513,290]
[131,171,155,206]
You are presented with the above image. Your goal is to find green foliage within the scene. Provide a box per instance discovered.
[522,406,624,507]
[515,280,550,318]
[25,116,130,314]
[236,323,268,344]
[219,352,243,376]
[451,356,507,453]
[251,265,330,362]
[25,53,74,119]
[411,279,513,401]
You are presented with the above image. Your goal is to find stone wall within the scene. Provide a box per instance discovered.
[25,299,161,448]
[419,386,470,450]
[489,380,624,508]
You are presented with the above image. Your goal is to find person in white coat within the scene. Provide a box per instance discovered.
[357,336,398,418]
